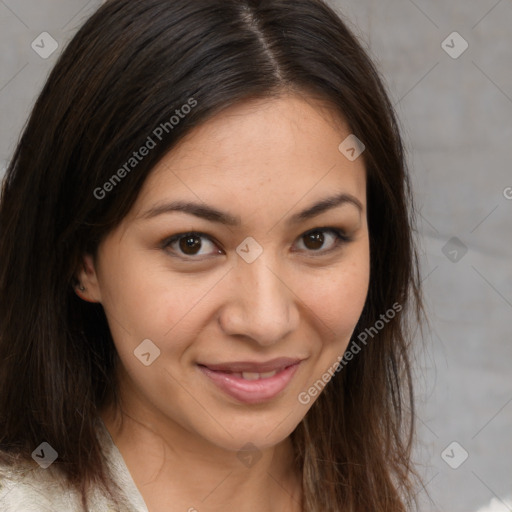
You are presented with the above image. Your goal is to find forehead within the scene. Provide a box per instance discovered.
[129,93,367,221]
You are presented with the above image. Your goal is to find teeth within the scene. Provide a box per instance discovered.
[241,370,277,380]
[242,372,260,380]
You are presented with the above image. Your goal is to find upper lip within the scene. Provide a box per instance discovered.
[198,357,302,373]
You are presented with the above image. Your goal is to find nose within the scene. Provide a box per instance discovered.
[218,257,300,346]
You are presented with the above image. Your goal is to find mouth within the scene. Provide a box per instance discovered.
[216,369,282,380]
[197,358,302,404]
[197,357,302,374]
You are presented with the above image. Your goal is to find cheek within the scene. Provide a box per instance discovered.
[97,250,222,359]
[298,255,370,340]
[98,246,172,326]
[98,235,369,358]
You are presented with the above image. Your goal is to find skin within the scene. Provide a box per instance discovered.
[76,93,370,512]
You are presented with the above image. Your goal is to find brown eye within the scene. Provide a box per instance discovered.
[303,231,325,250]
[179,235,202,255]
[294,228,350,254]
[163,232,221,259]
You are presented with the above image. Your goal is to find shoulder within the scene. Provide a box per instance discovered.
[0,441,142,512]
[0,420,146,512]
[0,458,83,511]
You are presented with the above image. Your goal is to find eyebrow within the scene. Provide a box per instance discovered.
[138,192,363,226]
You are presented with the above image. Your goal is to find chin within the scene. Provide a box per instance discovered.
[199,412,301,452]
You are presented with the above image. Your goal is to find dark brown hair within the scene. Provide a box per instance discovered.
[0,0,423,510]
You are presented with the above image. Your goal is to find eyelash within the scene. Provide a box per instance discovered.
[160,227,353,260]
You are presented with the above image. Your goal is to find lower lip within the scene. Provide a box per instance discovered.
[198,363,300,404]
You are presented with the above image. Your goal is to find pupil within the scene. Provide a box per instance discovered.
[305,231,324,250]
[180,236,201,255]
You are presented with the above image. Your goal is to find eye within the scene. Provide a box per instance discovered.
[161,227,352,261]
[162,232,223,258]
[293,227,351,254]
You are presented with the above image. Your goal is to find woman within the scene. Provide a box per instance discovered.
[0,0,423,510]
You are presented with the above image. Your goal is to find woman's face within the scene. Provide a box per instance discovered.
[79,93,370,451]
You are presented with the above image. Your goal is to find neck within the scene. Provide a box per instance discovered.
[100,391,302,512]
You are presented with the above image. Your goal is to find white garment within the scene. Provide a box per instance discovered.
[475,497,512,512]
[0,419,149,511]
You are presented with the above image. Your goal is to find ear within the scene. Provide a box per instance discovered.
[74,253,103,303]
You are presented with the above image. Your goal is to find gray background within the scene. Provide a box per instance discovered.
[0,1,511,510]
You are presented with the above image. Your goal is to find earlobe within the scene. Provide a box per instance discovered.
[74,253,102,303]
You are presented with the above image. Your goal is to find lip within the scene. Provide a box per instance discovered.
[198,360,301,404]
[198,357,301,373]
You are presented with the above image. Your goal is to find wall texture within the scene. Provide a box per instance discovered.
[333,3,512,511]
[0,1,511,510]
